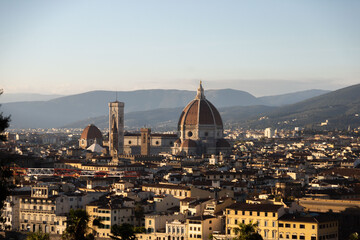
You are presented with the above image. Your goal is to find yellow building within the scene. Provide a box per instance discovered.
[19,186,67,235]
[225,203,285,240]
[87,203,134,238]
[278,213,338,240]
[142,184,191,199]
[187,215,222,240]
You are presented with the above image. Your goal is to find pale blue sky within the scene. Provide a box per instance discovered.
[0,0,359,96]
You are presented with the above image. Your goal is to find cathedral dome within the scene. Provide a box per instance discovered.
[172,82,230,156]
[178,83,223,128]
[80,124,102,140]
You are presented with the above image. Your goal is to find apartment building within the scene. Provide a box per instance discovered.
[278,213,338,240]
[86,198,135,238]
[225,203,285,240]
[187,215,222,240]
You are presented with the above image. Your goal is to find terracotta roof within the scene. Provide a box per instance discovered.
[278,213,337,223]
[216,139,231,148]
[181,139,197,148]
[178,87,223,127]
[143,183,190,190]
[80,124,102,140]
[227,203,283,212]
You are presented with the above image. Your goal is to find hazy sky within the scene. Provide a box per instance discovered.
[0,0,359,96]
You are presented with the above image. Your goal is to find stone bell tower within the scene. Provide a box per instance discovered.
[109,101,124,157]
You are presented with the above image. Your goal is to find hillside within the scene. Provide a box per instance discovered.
[246,84,360,129]
[63,105,275,131]
[258,89,329,106]
[0,93,64,103]
[2,86,351,130]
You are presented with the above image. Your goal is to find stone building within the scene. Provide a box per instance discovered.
[123,131,177,155]
[172,82,230,156]
[109,101,125,156]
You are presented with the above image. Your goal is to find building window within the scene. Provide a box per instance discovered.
[292,235,297,239]
[187,131,193,137]
[285,224,290,228]
[279,223,284,227]
[300,224,305,229]
[299,236,305,240]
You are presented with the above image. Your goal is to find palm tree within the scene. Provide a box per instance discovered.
[62,209,93,240]
[232,222,263,240]
[26,231,50,240]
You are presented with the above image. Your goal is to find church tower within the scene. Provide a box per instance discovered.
[109,101,124,157]
[140,128,151,156]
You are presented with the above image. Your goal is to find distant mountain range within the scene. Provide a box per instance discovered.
[3,86,356,130]
[0,93,64,103]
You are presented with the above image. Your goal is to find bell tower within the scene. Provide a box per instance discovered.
[109,101,124,157]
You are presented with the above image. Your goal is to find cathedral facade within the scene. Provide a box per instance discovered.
[172,82,230,156]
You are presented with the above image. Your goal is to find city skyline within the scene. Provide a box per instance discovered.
[0,0,359,96]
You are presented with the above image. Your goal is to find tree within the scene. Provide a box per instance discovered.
[349,232,360,240]
[0,89,11,222]
[62,209,93,240]
[232,222,263,240]
[110,224,136,240]
[26,231,50,240]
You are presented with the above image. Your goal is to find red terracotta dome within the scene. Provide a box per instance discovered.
[80,124,102,140]
[181,139,197,148]
[178,84,223,128]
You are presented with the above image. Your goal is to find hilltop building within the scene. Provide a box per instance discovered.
[172,82,230,156]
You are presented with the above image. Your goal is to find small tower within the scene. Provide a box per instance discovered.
[109,101,124,157]
[140,128,151,156]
